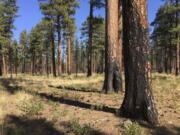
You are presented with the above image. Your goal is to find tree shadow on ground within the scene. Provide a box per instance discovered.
[49,85,102,94]
[1,78,179,135]
[1,115,64,135]
[0,115,108,135]
[33,91,117,114]
[0,78,23,94]
[139,121,180,135]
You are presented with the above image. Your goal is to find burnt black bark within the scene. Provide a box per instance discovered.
[103,0,123,93]
[121,0,158,125]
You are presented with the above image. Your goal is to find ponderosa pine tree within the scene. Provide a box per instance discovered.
[87,0,105,77]
[63,18,76,75]
[175,0,179,75]
[40,1,57,77]
[102,0,123,93]
[121,0,158,124]
[53,0,79,76]
[81,16,105,73]
[0,0,18,76]
[40,0,79,76]
[151,0,180,74]
[19,30,28,73]
[74,39,80,76]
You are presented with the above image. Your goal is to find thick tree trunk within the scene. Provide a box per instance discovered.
[57,16,62,76]
[103,0,123,93]
[121,0,158,124]
[87,1,93,77]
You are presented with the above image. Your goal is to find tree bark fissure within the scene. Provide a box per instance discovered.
[121,0,158,125]
[103,0,123,93]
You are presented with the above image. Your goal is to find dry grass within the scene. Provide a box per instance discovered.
[0,73,179,135]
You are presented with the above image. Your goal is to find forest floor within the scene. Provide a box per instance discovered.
[0,73,180,135]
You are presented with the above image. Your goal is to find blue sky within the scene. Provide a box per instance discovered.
[13,0,164,41]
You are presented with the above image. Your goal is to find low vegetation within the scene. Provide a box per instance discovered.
[0,73,180,135]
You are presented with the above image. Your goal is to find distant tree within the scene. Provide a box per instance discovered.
[87,0,105,77]
[151,0,180,74]
[74,39,80,76]
[19,30,29,73]
[81,16,105,74]
[121,0,158,124]
[12,40,18,76]
[0,0,18,76]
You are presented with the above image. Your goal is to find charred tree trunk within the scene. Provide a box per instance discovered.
[121,0,158,124]
[103,0,123,93]
[57,16,62,76]
[87,1,93,77]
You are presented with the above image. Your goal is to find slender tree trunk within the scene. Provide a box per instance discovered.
[169,34,172,74]
[46,54,49,77]
[57,16,62,76]
[32,52,35,75]
[15,46,18,76]
[22,56,26,73]
[164,46,168,73]
[2,54,6,75]
[103,0,123,93]
[51,25,56,77]
[121,0,158,124]
[87,1,93,77]
[67,38,71,75]
[175,0,179,76]
[0,44,2,76]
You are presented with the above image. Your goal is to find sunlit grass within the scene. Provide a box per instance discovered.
[0,73,180,134]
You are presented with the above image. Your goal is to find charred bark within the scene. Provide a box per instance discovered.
[103,0,123,93]
[121,0,158,125]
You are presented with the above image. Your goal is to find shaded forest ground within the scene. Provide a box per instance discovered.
[0,73,180,135]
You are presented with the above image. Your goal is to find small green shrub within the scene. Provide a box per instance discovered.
[52,110,69,122]
[70,118,92,135]
[123,122,142,135]
[19,102,44,116]
[74,94,81,101]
